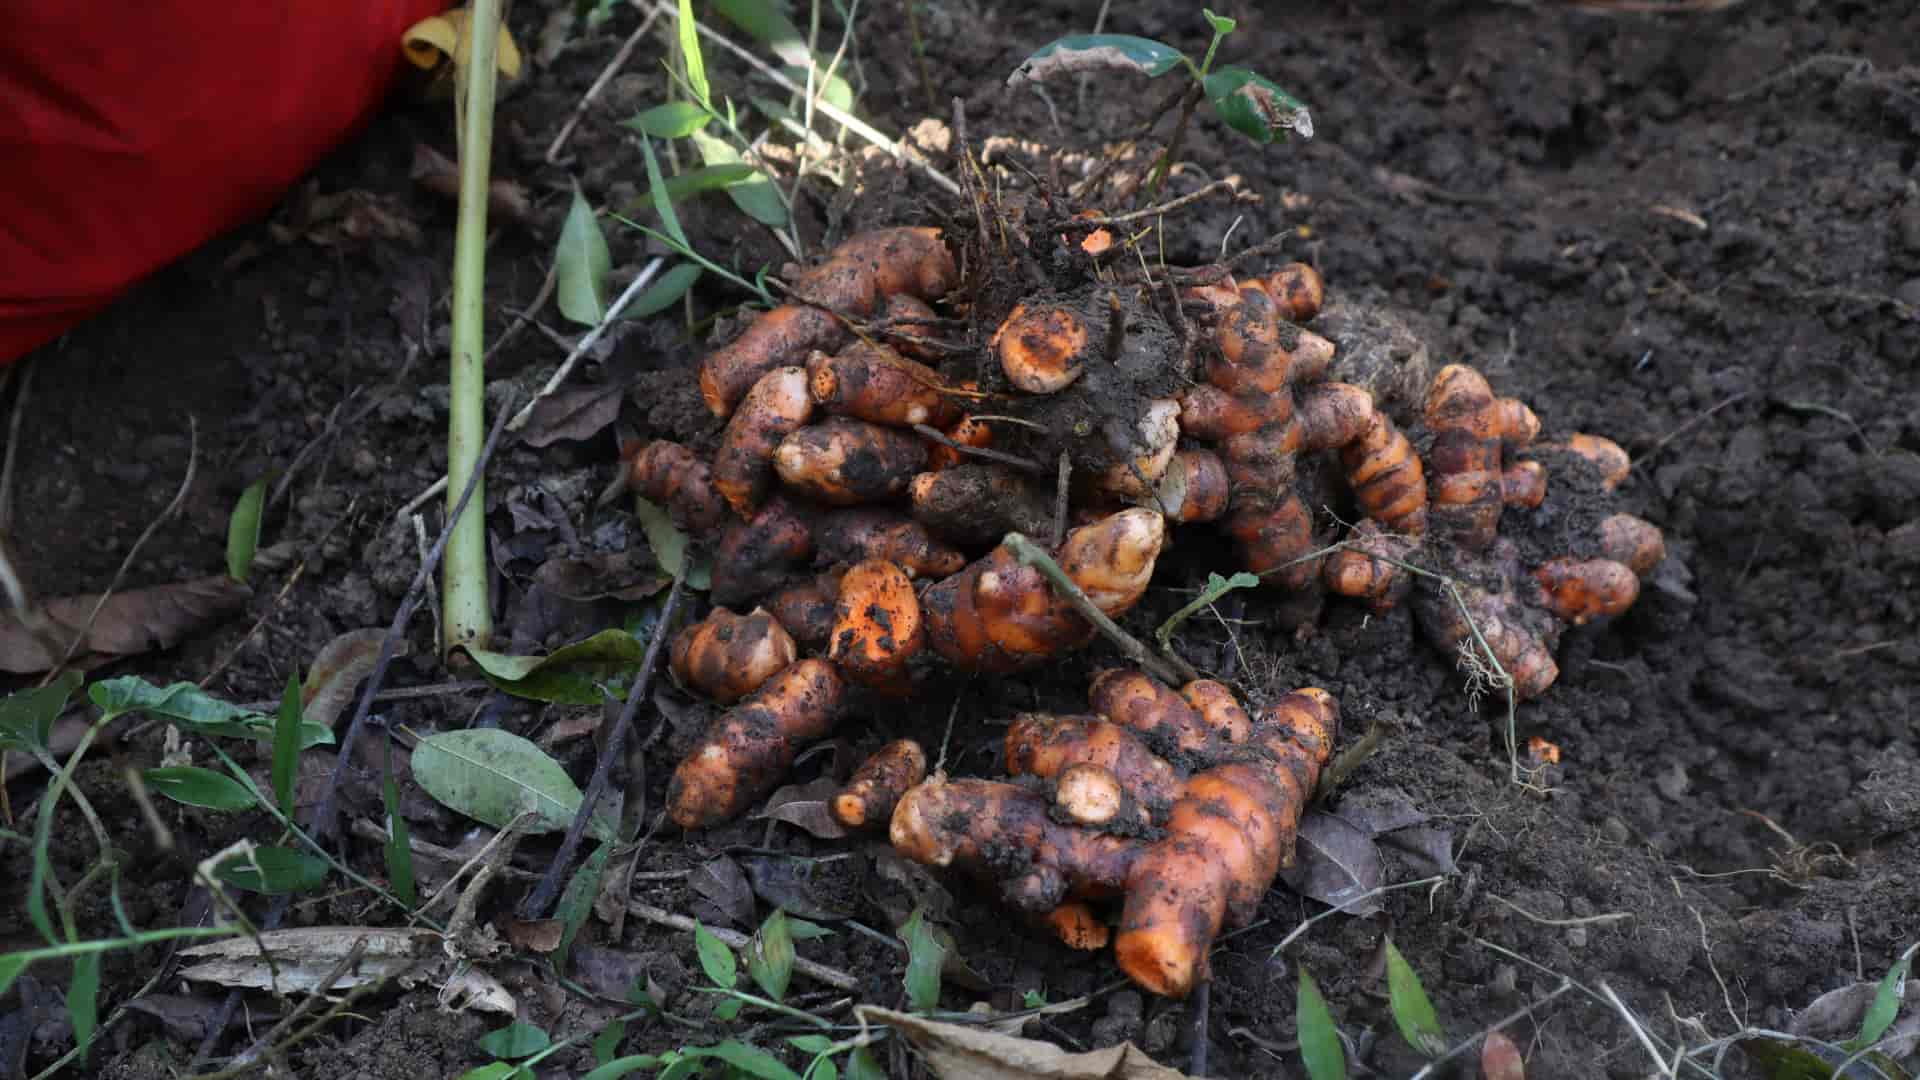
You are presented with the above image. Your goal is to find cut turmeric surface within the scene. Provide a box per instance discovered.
[667,658,848,830]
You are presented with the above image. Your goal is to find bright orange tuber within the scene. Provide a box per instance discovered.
[806,341,963,429]
[713,366,814,517]
[993,302,1089,394]
[667,658,847,829]
[828,559,924,689]
[773,418,928,505]
[829,738,927,830]
[815,508,965,579]
[1424,363,1541,551]
[669,606,798,705]
[611,441,728,532]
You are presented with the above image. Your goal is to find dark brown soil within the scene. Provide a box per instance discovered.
[6,2,1919,1077]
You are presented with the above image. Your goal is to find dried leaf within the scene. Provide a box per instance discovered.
[521,384,626,448]
[740,855,853,921]
[856,1006,1196,1079]
[1007,35,1188,87]
[506,919,565,953]
[689,856,757,929]
[531,550,667,603]
[402,8,523,79]
[410,144,532,225]
[122,993,235,1044]
[0,575,249,674]
[1378,826,1458,878]
[1793,970,1920,1059]
[179,927,515,1013]
[1278,811,1385,915]
[1481,1030,1526,1080]
[754,777,850,840]
[302,629,399,731]
[1202,66,1313,143]
[1332,789,1428,836]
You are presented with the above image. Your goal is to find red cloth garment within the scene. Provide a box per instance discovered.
[0,0,446,363]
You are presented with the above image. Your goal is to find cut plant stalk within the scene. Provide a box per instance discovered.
[443,0,506,656]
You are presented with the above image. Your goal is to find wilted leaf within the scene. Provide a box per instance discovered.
[0,670,80,754]
[557,184,612,326]
[1482,1029,1526,1080]
[466,628,653,705]
[1202,66,1313,144]
[411,729,613,837]
[622,262,703,321]
[532,550,666,604]
[687,131,787,228]
[755,777,850,840]
[402,9,524,78]
[226,476,268,582]
[1278,811,1385,915]
[213,846,330,894]
[0,575,250,674]
[178,927,515,1013]
[857,1006,1196,1079]
[521,384,626,448]
[143,767,258,811]
[632,496,711,590]
[1007,34,1188,87]
[1378,826,1458,878]
[1297,968,1346,1080]
[689,856,758,929]
[740,855,853,921]
[1385,938,1448,1059]
[410,143,532,225]
[123,993,233,1044]
[506,918,564,953]
[1333,788,1428,835]
[88,677,333,748]
[302,628,400,731]
[479,1021,552,1058]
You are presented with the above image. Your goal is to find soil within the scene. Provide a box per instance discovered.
[5,2,1919,1078]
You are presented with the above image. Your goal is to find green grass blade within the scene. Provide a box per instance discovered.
[640,138,689,249]
[1385,938,1448,1058]
[382,734,418,907]
[69,951,100,1062]
[1296,967,1347,1080]
[676,0,708,107]
[1849,941,1919,1051]
[225,475,268,582]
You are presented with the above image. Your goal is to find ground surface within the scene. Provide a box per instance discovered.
[5,1,1919,1077]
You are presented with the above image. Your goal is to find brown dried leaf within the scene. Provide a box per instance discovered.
[688,856,756,929]
[1277,811,1385,915]
[740,854,853,921]
[520,384,627,448]
[123,993,239,1044]
[857,1006,1195,1079]
[0,574,250,674]
[755,776,850,840]
[302,628,400,730]
[1482,1029,1526,1079]
[531,549,666,603]
[505,918,565,953]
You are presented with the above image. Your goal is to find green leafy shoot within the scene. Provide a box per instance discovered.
[746,909,795,1002]
[688,130,788,228]
[1297,967,1347,1080]
[479,1021,553,1059]
[0,670,80,755]
[624,262,704,321]
[68,952,100,1063]
[555,842,613,972]
[464,627,655,706]
[675,0,709,108]
[381,733,418,908]
[1204,66,1314,143]
[272,670,303,820]
[1385,938,1448,1059]
[212,846,331,894]
[640,137,689,249]
[1021,989,1049,1009]
[694,921,739,990]
[899,905,946,1013]
[1156,570,1260,650]
[225,475,269,582]
[141,767,258,811]
[1848,941,1919,1052]
[556,183,613,325]
[1198,10,1236,75]
[628,100,713,139]
[87,677,333,748]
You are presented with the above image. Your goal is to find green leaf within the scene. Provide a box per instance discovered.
[713,997,743,1021]
[412,729,613,838]
[845,1048,885,1080]
[1202,9,1237,35]
[87,677,333,748]
[676,0,708,107]
[688,130,788,228]
[785,917,833,941]
[1297,967,1347,1080]
[659,1056,700,1080]
[687,1042,801,1080]
[632,496,712,590]
[226,475,268,582]
[381,736,417,908]
[272,671,303,819]
[1737,1036,1913,1079]
[694,922,738,990]
[629,163,758,210]
[1385,938,1447,1059]
[811,1060,837,1080]
[454,1065,524,1080]
[640,138,689,250]
[557,183,613,326]
[1849,942,1919,1051]
[583,1055,662,1080]
[0,954,27,997]
[142,767,258,811]
[465,628,653,706]
[0,670,80,754]
[213,846,330,894]
[1203,66,1314,144]
[1007,34,1188,86]
[747,909,795,1002]
[1022,989,1048,1009]
[787,1035,834,1054]
[627,101,713,139]
[556,842,613,972]
[899,906,946,1013]
[1156,570,1261,650]
[591,1022,630,1068]
[69,952,100,1063]
[622,262,704,321]
[478,1021,552,1058]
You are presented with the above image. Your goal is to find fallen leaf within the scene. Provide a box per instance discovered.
[1791,977,1920,1059]
[302,628,400,731]
[1278,811,1385,915]
[1481,1029,1526,1080]
[520,384,627,448]
[689,856,757,930]
[0,575,250,674]
[530,550,666,603]
[410,728,614,837]
[402,8,523,79]
[410,144,532,226]
[1378,826,1458,879]
[466,628,653,705]
[740,854,854,921]
[1332,788,1428,836]
[123,993,240,1044]
[755,777,850,840]
[856,1006,1196,1079]
[178,927,514,1013]
[505,918,564,953]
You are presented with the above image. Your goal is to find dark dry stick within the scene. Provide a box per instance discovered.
[1050,450,1072,549]
[1102,290,1126,364]
[1001,532,1199,686]
[910,423,1046,474]
[307,389,520,847]
[1188,976,1211,1077]
[519,568,687,919]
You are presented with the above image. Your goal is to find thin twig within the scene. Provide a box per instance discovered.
[628,899,859,991]
[506,257,666,432]
[1489,894,1633,927]
[485,262,558,363]
[546,8,664,163]
[1187,976,1210,1077]
[1079,177,1242,228]
[1001,532,1198,685]
[1050,451,1071,549]
[520,567,686,918]
[1642,391,1751,462]
[910,424,1045,474]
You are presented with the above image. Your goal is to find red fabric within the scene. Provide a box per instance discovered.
[0,0,447,363]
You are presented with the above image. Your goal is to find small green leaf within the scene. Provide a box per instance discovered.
[623,262,704,321]
[213,846,330,894]
[1849,942,1919,1051]
[87,677,332,748]
[713,997,744,1021]
[142,767,259,811]
[557,184,613,326]
[1202,9,1237,35]
[787,1035,834,1054]
[583,1054,662,1080]
[676,0,708,107]
[1156,570,1261,649]
[0,670,80,754]
[640,138,689,250]
[694,922,738,989]
[1737,1036,1913,1079]
[688,1042,801,1080]
[69,952,100,1062]
[1297,967,1347,1080]
[381,735,417,907]
[1007,34,1188,86]
[556,842,613,972]
[629,163,758,210]
[0,954,28,996]
[465,628,654,706]
[272,671,303,819]
[785,917,833,941]
[1385,938,1447,1059]
[632,496,712,590]
[478,1021,552,1058]
[455,1064,524,1080]
[1204,66,1314,144]
[747,909,795,1002]
[225,475,268,582]
[844,1048,885,1080]
[591,1021,628,1066]
[688,131,788,228]
[412,729,612,837]
[1022,989,1048,1009]
[811,1060,838,1080]
[899,906,946,1013]
[627,101,713,139]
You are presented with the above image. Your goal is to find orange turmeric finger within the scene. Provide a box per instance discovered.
[713,366,814,517]
[612,440,729,532]
[830,738,927,830]
[699,304,844,421]
[1045,901,1111,951]
[993,302,1090,394]
[1052,762,1142,829]
[925,412,992,471]
[815,508,965,579]
[1179,680,1252,743]
[828,559,925,688]
[1412,577,1559,701]
[1147,448,1231,524]
[1424,364,1541,551]
[1596,513,1666,577]
[764,571,842,652]
[1088,669,1219,755]
[669,606,798,704]
[1342,409,1428,536]
[1502,460,1547,509]
[1004,712,1181,821]
[667,659,848,829]
[1177,383,1268,440]
[806,342,961,428]
[1097,399,1182,500]
[711,495,814,607]
[1322,518,1419,610]
[774,418,928,505]
[1534,432,1631,490]
[879,293,944,362]
[909,464,1053,545]
[1533,558,1640,625]
[1256,262,1325,323]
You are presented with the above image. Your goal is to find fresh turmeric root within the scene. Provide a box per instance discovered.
[669,606,798,704]
[774,418,928,505]
[830,738,927,830]
[828,559,924,690]
[713,366,814,517]
[609,440,728,531]
[667,658,848,829]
